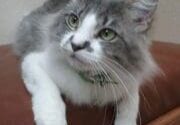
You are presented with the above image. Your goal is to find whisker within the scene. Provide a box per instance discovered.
[76,53,141,125]
[80,53,125,125]
[94,62,117,125]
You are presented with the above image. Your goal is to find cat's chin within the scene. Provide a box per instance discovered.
[66,54,94,72]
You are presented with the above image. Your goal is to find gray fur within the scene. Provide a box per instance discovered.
[13,0,158,83]
[13,0,158,124]
[13,0,70,56]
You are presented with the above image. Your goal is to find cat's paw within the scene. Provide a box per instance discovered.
[115,120,136,125]
[115,122,137,125]
[35,117,67,125]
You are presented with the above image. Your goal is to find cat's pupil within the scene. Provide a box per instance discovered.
[72,17,78,24]
[104,30,109,36]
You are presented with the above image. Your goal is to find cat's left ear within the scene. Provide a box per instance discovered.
[71,0,79,2]
[128,0,159,32]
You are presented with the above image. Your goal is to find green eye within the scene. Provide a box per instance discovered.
[99,28,117,41]
[66,14,79,30]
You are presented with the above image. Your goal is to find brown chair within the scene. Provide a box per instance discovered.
[0,41,179,125]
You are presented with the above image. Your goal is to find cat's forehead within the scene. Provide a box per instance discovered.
[67,0,125,19]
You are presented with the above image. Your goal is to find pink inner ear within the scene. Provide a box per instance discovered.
[133,10,151,23]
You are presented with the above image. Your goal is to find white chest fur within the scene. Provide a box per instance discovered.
[25,49,127,106]
[21,49,140,125]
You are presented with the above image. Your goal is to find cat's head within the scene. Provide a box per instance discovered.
[49,0,158,83]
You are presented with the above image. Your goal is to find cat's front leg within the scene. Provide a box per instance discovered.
[21,53,67,125]
[114,90,139,125]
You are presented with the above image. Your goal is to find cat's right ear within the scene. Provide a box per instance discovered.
[128,0,159,32]
[71,0,77,2]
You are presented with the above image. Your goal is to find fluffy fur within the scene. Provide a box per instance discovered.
[13,0,158,125]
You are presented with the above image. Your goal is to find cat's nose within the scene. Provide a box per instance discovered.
[71,41,90,52]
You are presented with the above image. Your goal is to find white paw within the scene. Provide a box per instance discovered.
[115,120,136,125]
[35,117,67,125]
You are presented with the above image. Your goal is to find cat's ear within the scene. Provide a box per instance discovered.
[72,0,76,1]
[128,0,158,32]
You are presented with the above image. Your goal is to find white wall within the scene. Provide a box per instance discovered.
[0,0,180,45]
[0,0,46,45]
[152,0,180,43]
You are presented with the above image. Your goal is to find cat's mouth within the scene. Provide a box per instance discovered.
[67,53,93,71]
[68,54,118,85]
[70,54,85,64]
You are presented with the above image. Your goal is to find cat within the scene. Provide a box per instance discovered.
[13,0,158,125]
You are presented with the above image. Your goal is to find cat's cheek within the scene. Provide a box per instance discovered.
[60,32,74,48]
[90,41,103,59]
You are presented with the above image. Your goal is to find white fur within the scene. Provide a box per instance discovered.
[21,12,143,125]
[60,13,103,62]
[22,44,140,125]
[18,1,158,125]
[115,90,139,125]
[73,14,97,45]
[44,46,128,105]
[22,53,67,125]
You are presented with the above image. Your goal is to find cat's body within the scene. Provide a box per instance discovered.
[13,0,158,125]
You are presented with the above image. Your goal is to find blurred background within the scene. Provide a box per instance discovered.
[0,0,180,45]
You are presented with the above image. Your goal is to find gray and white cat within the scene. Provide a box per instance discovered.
[13,0,158,125]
